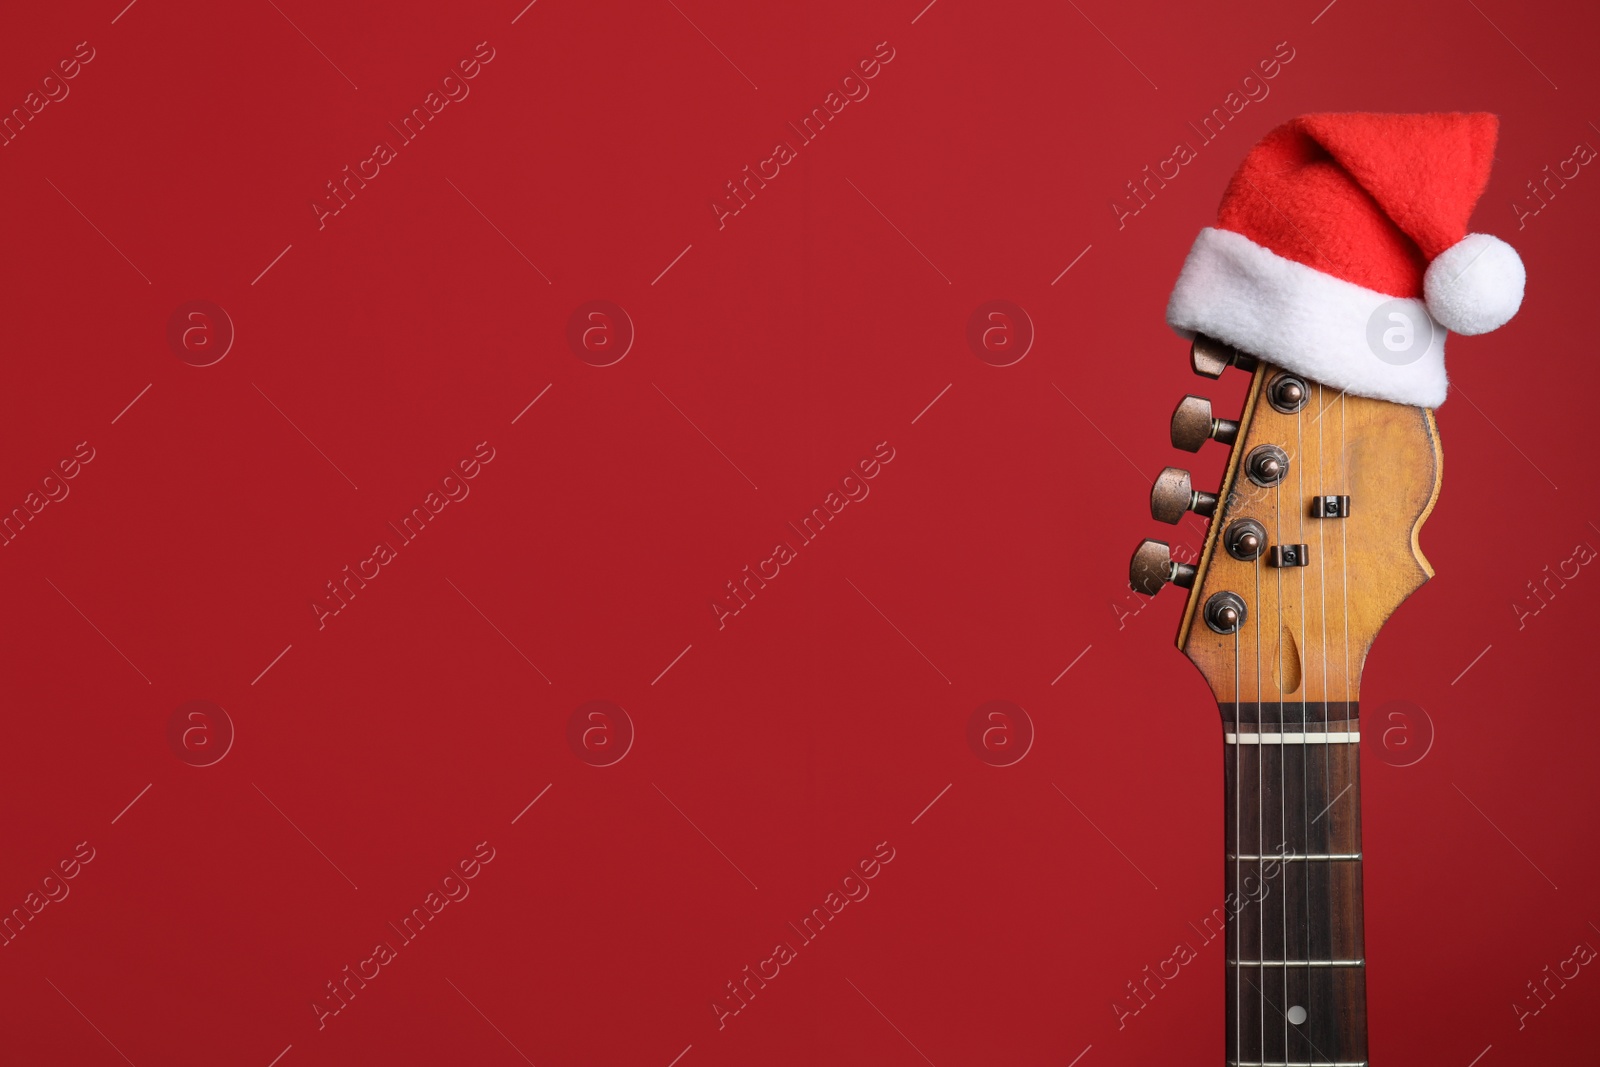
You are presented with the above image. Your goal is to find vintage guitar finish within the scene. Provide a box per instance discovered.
[1132,336,1442,1065]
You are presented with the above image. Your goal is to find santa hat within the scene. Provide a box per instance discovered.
[1166,112,1524,408]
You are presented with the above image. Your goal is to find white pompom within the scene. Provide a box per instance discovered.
[1424,233,1525,335]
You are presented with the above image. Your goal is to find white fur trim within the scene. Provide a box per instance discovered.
[1424,233,1524,336]
[1167,227,1449,408]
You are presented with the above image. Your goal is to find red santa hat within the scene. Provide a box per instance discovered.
[1166,112,1524,408]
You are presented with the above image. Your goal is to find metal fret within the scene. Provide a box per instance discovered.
[1224,731,1360,744]
[1228,959,1364,967]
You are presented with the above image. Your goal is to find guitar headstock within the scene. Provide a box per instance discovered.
[1130,336,1443,709]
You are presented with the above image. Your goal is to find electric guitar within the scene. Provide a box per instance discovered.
[1130,333,1442,1066]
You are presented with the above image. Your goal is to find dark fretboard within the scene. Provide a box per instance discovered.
[1221,700,1367,1067]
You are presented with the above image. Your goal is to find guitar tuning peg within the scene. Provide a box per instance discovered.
[1150,466,1218,524]
[1129,539,1197,595]
[1190,335,1258,379]
[1170,395,1240,452]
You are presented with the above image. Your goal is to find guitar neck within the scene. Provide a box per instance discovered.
[1132,351,1441,1064]
[1222,699,1368,1066]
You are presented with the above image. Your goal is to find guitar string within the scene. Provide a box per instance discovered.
[1288,391,1304,1060]
[1275,424,1288,1062]
[1234,622,1242,1067]
[1335,389,1350,1060]
[1255,529,1264,1062]
[1293,388,1308,1059]
[1299,389,1313,1063]
[1313,383,1327,1062]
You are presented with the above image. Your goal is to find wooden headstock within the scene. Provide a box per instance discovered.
[1127,331,1455,1063]
[1132,336,1443,710]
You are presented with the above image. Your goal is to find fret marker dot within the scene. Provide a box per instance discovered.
[1287,1005,1308,1025]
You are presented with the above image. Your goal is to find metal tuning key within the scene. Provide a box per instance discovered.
[1267,372,1310,414]
[1150,467,1218,524]
[1170,395,1240,452]
[1190,335,1259,379]
[1224,518,1268,561]
[1245,444,1290,487]
[1129,539,1197,596]
[1203,591,1248,634]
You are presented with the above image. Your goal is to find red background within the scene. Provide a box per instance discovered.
[2,0,1597,1064]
